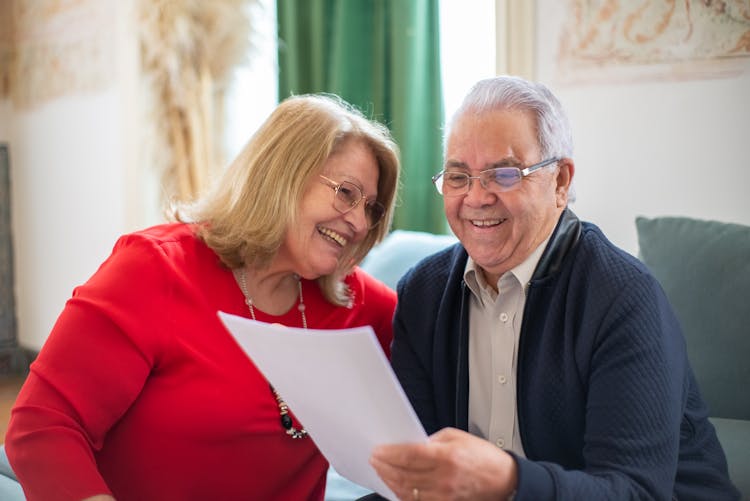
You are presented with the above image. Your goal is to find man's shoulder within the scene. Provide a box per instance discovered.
[571,221,657,291]
[577,222,644,269]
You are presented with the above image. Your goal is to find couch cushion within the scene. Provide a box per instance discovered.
[710,417,750,497]
[0,474,24,501]
[325,467,372,500]
[635,216,750,420]
[0,445,22,500]
[0,445,16,482]
[360,230,457,290]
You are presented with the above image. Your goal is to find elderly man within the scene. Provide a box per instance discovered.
[369,76,738,500]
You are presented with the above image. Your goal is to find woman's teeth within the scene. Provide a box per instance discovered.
[318,226,347,246]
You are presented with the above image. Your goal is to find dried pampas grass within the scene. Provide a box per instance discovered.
[139,0,256,204]
[0,2,11,98]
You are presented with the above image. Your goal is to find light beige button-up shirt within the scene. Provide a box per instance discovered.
[463,237,549,456]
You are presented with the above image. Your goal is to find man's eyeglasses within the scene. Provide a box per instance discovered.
[432,157,560,197]
[318,175,386,229]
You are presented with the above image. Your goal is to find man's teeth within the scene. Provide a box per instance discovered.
[318,227,348,246]
[471,219,503,227]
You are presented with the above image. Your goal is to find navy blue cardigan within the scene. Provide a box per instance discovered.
[391,209,738,500]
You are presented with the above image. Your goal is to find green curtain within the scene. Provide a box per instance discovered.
[277,0,445,233]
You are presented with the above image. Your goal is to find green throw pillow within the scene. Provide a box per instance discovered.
[636,216,750,420]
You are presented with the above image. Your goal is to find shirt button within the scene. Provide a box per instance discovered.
[496,438,505,448]
[499,312,509,322]
[498,375,507,384]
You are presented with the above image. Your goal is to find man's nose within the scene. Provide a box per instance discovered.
[464,177,497,205]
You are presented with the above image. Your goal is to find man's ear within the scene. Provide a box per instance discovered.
[555,158,575,207]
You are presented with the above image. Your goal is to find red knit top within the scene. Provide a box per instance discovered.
[6,223,396,501]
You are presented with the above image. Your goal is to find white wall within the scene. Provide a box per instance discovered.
[12,93,130,352]
[535,2,750,255]
[3,1,152,352]
[224,0,279,162]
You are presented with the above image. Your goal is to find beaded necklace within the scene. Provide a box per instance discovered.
[233,268,309,439]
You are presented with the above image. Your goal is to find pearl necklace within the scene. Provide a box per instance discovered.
[233,268,309,439]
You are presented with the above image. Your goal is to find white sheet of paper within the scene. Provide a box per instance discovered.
[218,311,427,500]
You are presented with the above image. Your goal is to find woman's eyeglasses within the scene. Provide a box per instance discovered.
[318,175,386,229]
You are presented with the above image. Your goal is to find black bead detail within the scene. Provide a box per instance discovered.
[281,414,293,429]
[270,382,308,439]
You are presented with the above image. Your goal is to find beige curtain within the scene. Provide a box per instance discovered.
[139,0,255,203]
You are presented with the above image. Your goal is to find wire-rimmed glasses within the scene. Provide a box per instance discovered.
[432,157,561,196]
[318,175,386,229]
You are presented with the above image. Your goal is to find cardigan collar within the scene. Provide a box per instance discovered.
[531,208,582,282]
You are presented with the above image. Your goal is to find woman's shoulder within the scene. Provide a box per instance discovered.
[92,222,219,285]
[112,222,209,259]
[120,222,196,246]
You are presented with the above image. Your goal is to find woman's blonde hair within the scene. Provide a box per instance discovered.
[177,94,400,305]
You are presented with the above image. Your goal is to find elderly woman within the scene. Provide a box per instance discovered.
[5,94,400,501]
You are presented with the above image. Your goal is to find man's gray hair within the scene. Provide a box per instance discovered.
[446,75,574,160]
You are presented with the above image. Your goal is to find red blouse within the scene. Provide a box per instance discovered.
[6,223,396,501]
